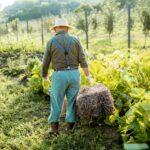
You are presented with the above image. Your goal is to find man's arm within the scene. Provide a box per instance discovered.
[75,37,93,83]
[76,38,90,77]
[41,41,52,79]
[82,67,90,76]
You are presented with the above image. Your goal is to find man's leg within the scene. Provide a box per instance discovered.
[48,72,67,131]
[65,70,80,127]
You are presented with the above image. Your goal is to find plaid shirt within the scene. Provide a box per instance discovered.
[42,31,88,77]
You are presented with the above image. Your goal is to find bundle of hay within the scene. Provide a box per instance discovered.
[76,84,115,119]
[61,84,115,120]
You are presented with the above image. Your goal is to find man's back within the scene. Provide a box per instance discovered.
[42,30,88,77]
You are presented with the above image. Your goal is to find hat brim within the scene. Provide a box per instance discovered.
[50,25,73,31]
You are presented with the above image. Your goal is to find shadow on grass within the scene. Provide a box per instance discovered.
[39,123,123,150]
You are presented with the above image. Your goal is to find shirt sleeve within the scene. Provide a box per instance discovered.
[41,40,52,78]
[75,37,88,68]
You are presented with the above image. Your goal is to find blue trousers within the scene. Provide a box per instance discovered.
[48,69,80,123]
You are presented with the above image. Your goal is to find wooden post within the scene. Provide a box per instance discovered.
[59,14,62,18]
[16,20,19,42]
[6,22,9,39]
[26,20,29,33]
[85,10,89,49]
[128,5,131,50]
[6,22,8,33]
[41,16,44,46]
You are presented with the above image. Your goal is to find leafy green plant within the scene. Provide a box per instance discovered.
[26,58,51,95]
[119,99,150,143]
[75,4,94,49]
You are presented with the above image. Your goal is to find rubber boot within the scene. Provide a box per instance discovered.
[66,122,75,131]
[48,122,59,135]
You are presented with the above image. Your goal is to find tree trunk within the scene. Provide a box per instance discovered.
[109,33,111,43]
[128,5,131,49]
[26,20,29,34]
[16,20,19,42]
[144,33,147,48]
[6,22,9,39]
[85,11,89,49]
[6,23,8,33]
[59,14,62,18]
[41,17,44,46]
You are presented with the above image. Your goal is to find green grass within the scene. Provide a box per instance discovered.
[0,75,122,150]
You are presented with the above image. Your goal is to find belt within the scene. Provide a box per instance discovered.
[54,66,78,71]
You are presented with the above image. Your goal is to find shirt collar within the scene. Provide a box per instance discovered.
[55,30,68,35]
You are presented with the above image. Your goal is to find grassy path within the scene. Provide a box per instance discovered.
[0,75,123,150]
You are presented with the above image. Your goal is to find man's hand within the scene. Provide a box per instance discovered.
[82,67,94,85]
[86,75,94,85]
[82,68,90,77]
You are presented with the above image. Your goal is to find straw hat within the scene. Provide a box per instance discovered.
[50,18,73,30]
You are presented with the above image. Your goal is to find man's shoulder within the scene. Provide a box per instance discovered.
[47,36,55,45]
[70,35,81,44]
[47,34,81,45]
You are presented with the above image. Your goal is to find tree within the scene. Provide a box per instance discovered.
[116,0,136,9]
[136,0,150,47]
[11,19,19,41]
[141,11,150,48]
[115,0,136,48]
[65,1,80,13]
[41,16,44,46]
[102,0,119,43]
[91,17,98,30]
[3,0,80,22]
[93,3,102,13]
[75,4,93,49]
[104,9,114,42]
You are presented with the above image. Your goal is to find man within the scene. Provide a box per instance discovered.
[42,18,91,135]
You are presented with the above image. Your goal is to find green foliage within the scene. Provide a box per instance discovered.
[141,10,150,47]
[104,9,114,40]
[0,39,43,53]
[11,19,19,33]
[93,3,102,12]
[75,4,94,32]
[76,18,85,31]
[26,58,51,95]
[142,10,150,32]
[120,99,150,143]
[0,24,8,35]
[79,49,150,144]
[116,0,136,9]
[26,57,41,77]
[75,4,93,15]
[3,0,80,21]
[2,57,25,77]
[91,17,98,30]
